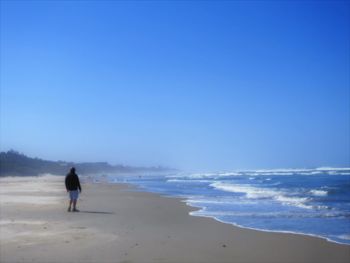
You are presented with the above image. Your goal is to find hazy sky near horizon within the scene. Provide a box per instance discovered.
[1,1,349,170]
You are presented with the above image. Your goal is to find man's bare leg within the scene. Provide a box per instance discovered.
[73,200,79,212]
[68,200,72,212]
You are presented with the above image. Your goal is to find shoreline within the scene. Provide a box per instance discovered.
[189,208,350,247]
[117,180,350,247]
[1,175,349,263]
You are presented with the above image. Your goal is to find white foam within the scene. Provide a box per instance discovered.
[211,182,276,199]
[315,167,350,171]
[217,172,241,176]
[167,179,212,183]
[168,168,350,180]
[211,182,312,209]
[186,172,241,179]
[274,196,311,209]
[186,197,258,206]
[188,209,350,246]
[309,189,328,196]
[187,173,217,178]
[337,234,350,240]
[246,168,308,174]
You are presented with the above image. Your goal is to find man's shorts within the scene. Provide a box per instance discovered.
[69,190,79,200]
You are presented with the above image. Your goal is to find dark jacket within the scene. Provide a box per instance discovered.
[65,172,82,192]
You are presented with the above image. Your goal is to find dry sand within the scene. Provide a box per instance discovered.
[0,175,349,263]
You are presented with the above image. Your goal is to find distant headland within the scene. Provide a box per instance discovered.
[0,150,175,177]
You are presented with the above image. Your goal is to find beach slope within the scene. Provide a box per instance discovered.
[0,176,349,263]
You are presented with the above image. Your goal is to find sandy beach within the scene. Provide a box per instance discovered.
[0,175,349,263]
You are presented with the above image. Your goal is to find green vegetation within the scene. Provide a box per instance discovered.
[0,150,172,176]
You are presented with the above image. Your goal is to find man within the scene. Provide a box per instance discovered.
[65,167,82,212]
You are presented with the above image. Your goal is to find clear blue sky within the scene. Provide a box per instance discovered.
[1,1,349,170]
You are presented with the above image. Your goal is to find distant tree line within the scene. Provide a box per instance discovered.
[0,150,173,176]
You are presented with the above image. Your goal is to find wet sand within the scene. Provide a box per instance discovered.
[0,175,349,263]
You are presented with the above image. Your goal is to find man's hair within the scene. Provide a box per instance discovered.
[70,167,76,173]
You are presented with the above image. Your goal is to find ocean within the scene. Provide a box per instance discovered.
[105,167,350,245]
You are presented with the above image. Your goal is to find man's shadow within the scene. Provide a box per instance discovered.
[80,211,114,215]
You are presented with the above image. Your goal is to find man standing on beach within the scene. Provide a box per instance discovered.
[65,167,82,212]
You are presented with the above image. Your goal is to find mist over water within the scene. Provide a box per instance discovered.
[104,167,350,245]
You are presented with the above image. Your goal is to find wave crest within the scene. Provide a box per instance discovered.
[309,189,328,196]
[211,182,312,209]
